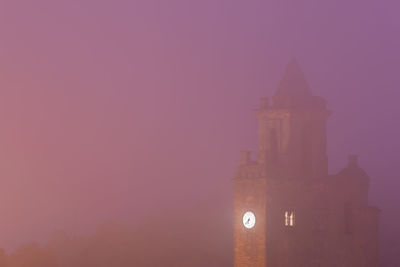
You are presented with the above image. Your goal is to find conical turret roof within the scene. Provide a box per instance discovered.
[274,58,311,97]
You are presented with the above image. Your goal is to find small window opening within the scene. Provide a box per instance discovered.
[301,126,312,171]
[270,129,278,163]
[285,211,295,227]
[344,202,353,234]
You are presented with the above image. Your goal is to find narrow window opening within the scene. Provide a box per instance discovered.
[344,202,353,234]
[301,125,312,171]
[270,129,278,163]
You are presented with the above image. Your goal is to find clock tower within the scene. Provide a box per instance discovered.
[233,59,380,267]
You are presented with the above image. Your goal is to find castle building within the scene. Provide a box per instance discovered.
[233,60,380,267]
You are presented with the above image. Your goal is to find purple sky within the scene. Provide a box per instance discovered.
[0,0,399,263]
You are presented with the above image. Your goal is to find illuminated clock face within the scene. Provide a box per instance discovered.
[242,211,256,229]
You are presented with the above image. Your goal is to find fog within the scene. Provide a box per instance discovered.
[0,0,399,266]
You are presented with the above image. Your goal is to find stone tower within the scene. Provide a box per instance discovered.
[233,60,380,267]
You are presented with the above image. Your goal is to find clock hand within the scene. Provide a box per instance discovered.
[246,218,250,225]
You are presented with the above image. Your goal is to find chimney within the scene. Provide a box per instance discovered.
[260,97,269,109]
[241,151,251,165]
[348,154,359,167]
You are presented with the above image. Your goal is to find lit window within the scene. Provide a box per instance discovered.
[285,211,295,227]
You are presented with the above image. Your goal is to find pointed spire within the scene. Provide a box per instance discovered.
[274,58,311,97]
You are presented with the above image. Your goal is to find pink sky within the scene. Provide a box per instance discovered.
[0,0,399,264]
